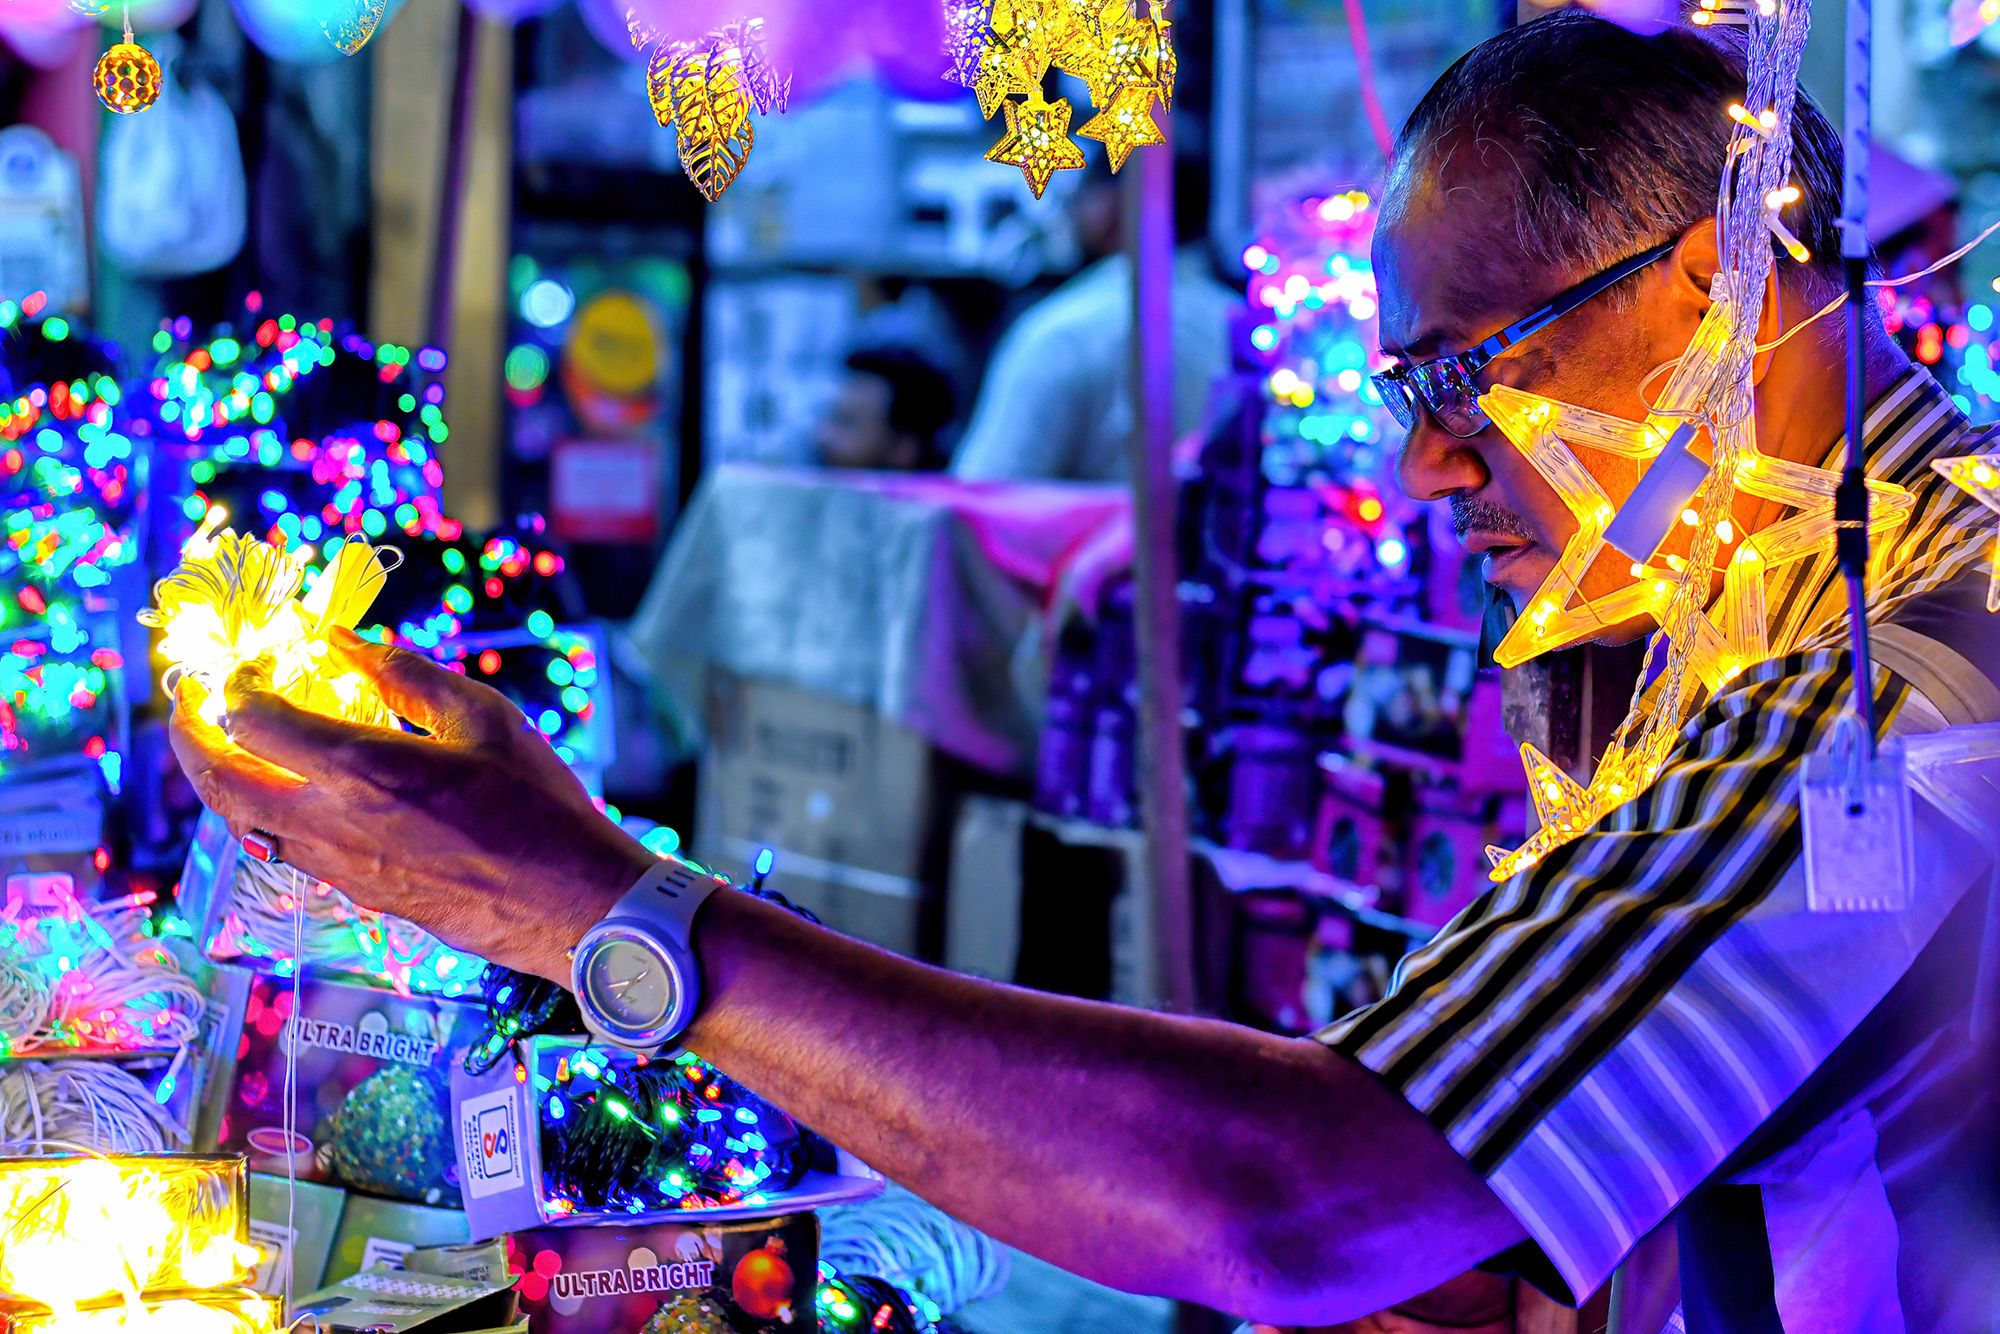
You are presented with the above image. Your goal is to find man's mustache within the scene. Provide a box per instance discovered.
[1450,494,1534,541]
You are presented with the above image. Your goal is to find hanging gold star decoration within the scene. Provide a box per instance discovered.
[985,92,1087,198]
[1931,450,2000,612]
[627,15,787,202]
[949,0,1175,193]
[1076,84,1164,171]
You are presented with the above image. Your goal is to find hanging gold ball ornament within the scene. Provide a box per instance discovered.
[94,40,163,115]
[325,0,390,57]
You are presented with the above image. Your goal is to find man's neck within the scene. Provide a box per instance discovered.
[1744,299,1911,533]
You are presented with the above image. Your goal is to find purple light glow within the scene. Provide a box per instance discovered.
[588,0,952,101]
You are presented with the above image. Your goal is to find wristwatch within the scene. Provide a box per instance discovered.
[570,855,727,1053]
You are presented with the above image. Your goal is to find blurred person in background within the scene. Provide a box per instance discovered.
[950,153,1236,483]
[814,343,958,472]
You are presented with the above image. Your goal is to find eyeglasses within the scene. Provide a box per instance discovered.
[1370,240,1677,439]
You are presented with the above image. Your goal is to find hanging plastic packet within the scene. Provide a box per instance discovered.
[1800,712,1914,913]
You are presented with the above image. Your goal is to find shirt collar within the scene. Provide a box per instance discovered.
[1813,364,1976,487]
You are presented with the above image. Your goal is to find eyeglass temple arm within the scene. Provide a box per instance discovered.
[1466,240,1680,372]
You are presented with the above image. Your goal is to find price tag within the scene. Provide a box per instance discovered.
[1801,736,1914,913]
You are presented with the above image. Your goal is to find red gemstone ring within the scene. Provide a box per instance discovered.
[241,829,283,865]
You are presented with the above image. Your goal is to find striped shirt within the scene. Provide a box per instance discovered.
[1317,368,2000,1327]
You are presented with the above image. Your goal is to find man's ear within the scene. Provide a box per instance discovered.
[1667,219,1722,310]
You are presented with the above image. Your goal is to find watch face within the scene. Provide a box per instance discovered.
[581,936,678,1038]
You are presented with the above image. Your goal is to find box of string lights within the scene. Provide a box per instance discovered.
[451,1037,880,1240]
[0,1153,279,1333]
[206,967,484,1210]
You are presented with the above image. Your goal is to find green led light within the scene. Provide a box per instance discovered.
[441,548,465,574]
[526,610,555,639]
[190,461,215,484]
[211,338,241,366]
[504,344,550,393]
[561,685,589,713]
[443,585,473,614]
[43,318,68,342]
[361,509,388,537]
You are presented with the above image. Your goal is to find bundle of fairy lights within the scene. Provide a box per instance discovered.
[209,853,481,998]
[0,891,204,1059]
[527,1046,808,1218]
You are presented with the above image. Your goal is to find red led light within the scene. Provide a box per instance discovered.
[478,649,501,675]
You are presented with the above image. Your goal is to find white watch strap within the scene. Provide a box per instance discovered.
[606,855,727,951]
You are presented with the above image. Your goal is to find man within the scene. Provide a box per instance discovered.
[949,154,1237,482]
[813,344,957,472]
[174,15,1999,1330]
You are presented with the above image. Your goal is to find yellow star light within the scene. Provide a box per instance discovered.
[1098,0,1176,107]
[985,92,1086,197]
[1478,292,1916,882]
[1075,84,1163,171]
[1930,450,2000,613]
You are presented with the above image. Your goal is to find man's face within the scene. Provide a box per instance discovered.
[1377,155,1702,620]
[815,372,911,471]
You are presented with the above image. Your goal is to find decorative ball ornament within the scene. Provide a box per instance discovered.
[325,0,389,55]
[730,1240,794,1320]
[93,40,162,114]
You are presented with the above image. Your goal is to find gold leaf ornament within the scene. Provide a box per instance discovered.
[668,44,757,203]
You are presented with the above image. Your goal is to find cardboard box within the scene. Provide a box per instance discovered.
[696,672,950,957]
[248,1173,344,1300]
[450,1037,881,1240]
[506,1212,818,1334]
[325,1195,473,1284]
[215,972,483,1207]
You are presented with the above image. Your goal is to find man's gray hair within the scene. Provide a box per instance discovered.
[1389,11,1846,298]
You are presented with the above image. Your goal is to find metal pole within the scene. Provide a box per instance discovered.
[1837,0,1875,749]
[1122,131,1197,1015]
[427,1,483,352]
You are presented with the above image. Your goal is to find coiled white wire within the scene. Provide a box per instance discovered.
[820,1186,1010,1316]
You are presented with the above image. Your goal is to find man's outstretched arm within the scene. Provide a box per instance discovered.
[172,634,1525,1325]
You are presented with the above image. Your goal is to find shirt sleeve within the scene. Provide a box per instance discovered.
[1317,652,1996,1302]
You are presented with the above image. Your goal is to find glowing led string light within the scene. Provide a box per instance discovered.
[0,1155,270,1329]
[1483,0,1888,881]
[1931,450,2000,613]
[951,0,1176,192]
[139,508,399,731]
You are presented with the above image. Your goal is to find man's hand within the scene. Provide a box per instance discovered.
[169,628,653,983]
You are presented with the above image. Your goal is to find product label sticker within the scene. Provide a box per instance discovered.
[459,1088,524,1199]
[247,1218,295,1295]
[1801,739,1915,913]
[360,1237,414,1273]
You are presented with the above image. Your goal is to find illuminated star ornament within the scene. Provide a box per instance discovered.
[1931,449,2000,611]
[1481,0,1926,882]
[948,0,1176,193]
[985,92,1087,198]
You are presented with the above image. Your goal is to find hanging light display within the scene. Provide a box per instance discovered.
[626,14,788,202]
[92,35,160,114]
[949,0,1176,194]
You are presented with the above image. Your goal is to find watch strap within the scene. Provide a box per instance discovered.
[604,855,727,951]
